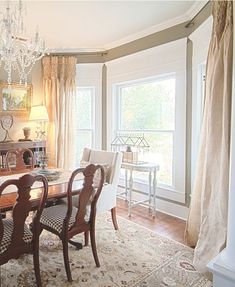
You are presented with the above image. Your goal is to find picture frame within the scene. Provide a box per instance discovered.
[0,82,32,117]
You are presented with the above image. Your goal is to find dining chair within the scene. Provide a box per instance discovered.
[5,148,34,172]
[0,173,48,287]
[80,147,123,230]
[39,164,105,282]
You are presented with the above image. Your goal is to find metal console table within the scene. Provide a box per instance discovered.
[120,162,159,217]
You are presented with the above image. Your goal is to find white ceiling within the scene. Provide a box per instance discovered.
[2,1,207,52]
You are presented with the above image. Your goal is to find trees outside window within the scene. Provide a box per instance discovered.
[114,75,175,187]
[74,87,94,166]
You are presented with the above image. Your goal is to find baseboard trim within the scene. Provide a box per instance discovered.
[117,185,188,220]
[155,197,188,220]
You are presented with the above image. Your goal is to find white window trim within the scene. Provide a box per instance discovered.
[113,73,186,203]
[76,63,103,150]
[107,39,187,203]
[75,86,95,148]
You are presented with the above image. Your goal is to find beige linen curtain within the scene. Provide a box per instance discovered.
[42,56,77,169]
[185,1,233,273]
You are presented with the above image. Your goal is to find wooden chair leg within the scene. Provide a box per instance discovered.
[84,231,89,246]
[68,239,83,250]
[111,207,118,230]
[90,224,100,267]
[33,243,42,287]
[62,240,72,282]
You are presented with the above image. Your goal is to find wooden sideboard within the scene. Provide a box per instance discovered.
[0,141,46,168]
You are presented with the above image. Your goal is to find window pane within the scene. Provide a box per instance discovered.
[122,132,173,186]
[120,77,175,130]
[75,88,92,129]
[74,131,92,166]
[144,132,173,186]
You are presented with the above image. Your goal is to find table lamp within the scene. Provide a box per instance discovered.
[29,105,49,140]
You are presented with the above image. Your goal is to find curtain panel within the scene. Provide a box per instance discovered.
[185,1,233,274]
[42,56,77,169]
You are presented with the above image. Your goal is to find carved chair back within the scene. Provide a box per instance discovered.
[38,164,104,282]
[5,148,34,172]
[0,174,48,265]
[65,164,105,237]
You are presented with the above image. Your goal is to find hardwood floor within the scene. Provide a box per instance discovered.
[116,198,186,245]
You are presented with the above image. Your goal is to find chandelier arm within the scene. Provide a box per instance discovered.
[0,0,47,84]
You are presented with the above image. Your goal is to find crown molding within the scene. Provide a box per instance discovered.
[104,13,189,50]
[186,0,209,20]
[47,1,210,53]
[49,48,107,54]
[47,1,211,62]
[104,1,209,50]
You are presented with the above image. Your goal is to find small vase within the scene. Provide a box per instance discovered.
[23,127,31,140]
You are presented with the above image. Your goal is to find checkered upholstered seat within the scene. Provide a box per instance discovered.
[39,165,105,282]
[0,173,48,286]
[0,218,32,254]
[40,205,78,234]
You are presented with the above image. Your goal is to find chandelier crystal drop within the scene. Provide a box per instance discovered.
[0,0,47,84]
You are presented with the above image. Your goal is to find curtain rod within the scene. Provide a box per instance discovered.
[185,1,211,28]
[48,51,108,56]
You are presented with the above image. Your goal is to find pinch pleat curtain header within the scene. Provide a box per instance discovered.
[42,56,76,82]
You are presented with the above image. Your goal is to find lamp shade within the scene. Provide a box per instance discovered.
[29,105,49,122]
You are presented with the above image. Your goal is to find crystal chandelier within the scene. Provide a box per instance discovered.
[0,0,46,84]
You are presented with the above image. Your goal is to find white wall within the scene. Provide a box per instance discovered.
[190,16,213,190]
[106,39,187,208]
[76,63,103,150]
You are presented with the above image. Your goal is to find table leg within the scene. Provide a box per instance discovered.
[128,169,133,217]
[148,171,152,211]
[125,169,128,201]
[152,168,157,218]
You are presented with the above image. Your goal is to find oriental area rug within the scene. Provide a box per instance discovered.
[0,214,212,287]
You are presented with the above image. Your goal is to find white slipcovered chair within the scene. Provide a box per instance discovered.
[80,147,122,230]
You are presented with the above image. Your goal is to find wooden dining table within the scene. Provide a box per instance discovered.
[0,169,83,212]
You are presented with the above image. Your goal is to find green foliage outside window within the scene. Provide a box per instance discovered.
[118,77,175,186]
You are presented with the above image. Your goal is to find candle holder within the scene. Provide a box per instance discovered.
[38,154,49,170]
[32,153,61,181]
